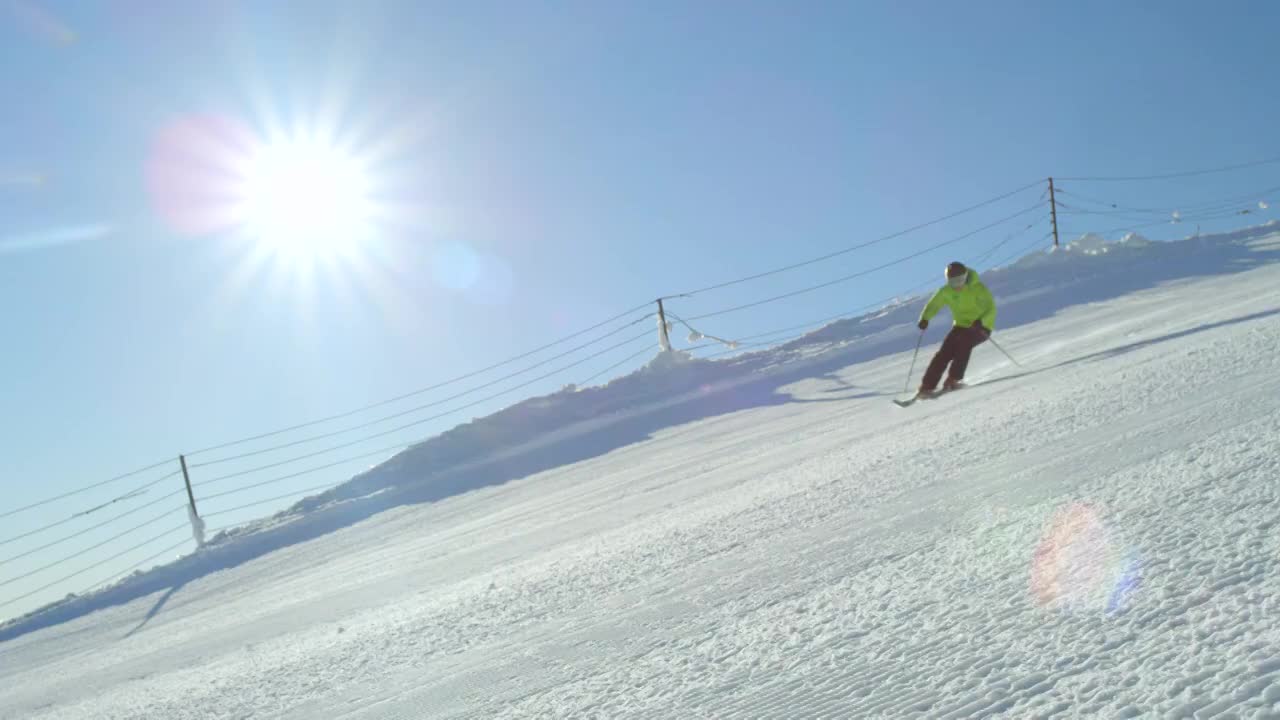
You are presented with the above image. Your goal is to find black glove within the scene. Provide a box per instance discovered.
[918,319,928,330]
[972,320,991,337]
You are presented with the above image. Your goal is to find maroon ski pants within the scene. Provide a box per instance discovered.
[921,325,989,390]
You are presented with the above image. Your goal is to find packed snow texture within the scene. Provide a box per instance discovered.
[2,224,1280,718]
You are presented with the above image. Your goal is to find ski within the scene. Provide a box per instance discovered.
[892,384,965,408]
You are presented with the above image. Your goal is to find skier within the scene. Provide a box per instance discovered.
[915,261,996,395]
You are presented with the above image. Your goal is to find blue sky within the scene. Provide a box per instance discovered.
[3,0,1280,616]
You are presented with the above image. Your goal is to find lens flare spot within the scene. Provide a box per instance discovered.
[430,242,513,305]
[1030,502,1140,614]
[7,0,77,46]
[470,253,513,306]
[146,114,256,237]
[430,240,482,290]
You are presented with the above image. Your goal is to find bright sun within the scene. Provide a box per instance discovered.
[236,137,374,259]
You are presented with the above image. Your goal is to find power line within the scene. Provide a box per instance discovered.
[197,436,398,488]
[0,515,80,551]
[683,222,1045,361]
[683,200,1047,323]
[0,483,186,550]
[193,328,653,492]
[1055,188,1178,215]
[0,460,176,522]
[694,315,841,353]
[1058,187,1277,223]
[580,345,659,387]
[1059,198,1249,222]
[190,313,654,473]
[697,285,1008,363]
[688,283,931,356]
[0,324,650,594]
[1057,205,1165,225]
[204,479,350,520]
[195,328,656,503]
[698,316,881,360]
[1171,200,1270,218]
[201,444,405,504]
[972,214,1050,266]
[704,334,799,360]
[0,504,185,592]
[184,302,656,458]
[1053,188,1162,213]
[1054,162,1280,240]
[990,231,1056,269]
[72,487,150,518]
[0,522,190,611]
[1058,155,1280,182]
[664,178,1044,299]
[1059,181,1280,215]
[1055,199,1159,217]
[661,311,740,353]
[87,535,194,597]
[1192,208,1266,221]
[0,490,186,568]
[1067,206,1261,241]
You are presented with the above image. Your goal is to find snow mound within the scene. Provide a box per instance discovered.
[1067,232,1110,254]
[1063,231,1154,255]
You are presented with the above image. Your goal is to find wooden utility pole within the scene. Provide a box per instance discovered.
[1048,176,1061,248]
[179,454,206,548]
[655,299,672,352]
[179,454,199,518]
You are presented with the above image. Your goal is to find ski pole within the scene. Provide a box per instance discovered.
[902,330,925,395]
[988,336,1024,368]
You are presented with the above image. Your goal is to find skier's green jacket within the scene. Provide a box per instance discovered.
[919,270,997,330]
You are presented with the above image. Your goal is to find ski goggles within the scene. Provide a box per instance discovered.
[947,274,967,289]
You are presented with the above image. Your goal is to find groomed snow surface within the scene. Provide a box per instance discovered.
[3,227,1280,718]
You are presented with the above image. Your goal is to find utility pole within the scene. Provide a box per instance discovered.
[179,454,206,548]
[655,299,672,352]
[179,455,199,516]
[1048,176,1061,249]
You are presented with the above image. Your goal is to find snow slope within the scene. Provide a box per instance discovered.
[3,228,1280,718]
[9,222,1278,644]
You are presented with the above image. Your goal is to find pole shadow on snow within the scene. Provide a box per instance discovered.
[3,228,1279,646]
[122,580,187,639]
[979,307,1280,389]
[1053,308,1280,369]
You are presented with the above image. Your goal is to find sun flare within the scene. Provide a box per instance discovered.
[235,137,374,259]
[145,108,424,317]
